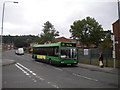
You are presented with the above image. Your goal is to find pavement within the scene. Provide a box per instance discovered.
[1,59,16,66]
[78,63,119,75]
[1,59,119,75]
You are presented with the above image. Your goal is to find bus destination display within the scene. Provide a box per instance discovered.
[61,43,76,47]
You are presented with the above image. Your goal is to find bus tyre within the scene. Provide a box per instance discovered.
[49,59,52,65]
[35,56,37,59]
[32,55,34,58]
[34,56,38,61]
[71,63,77,66]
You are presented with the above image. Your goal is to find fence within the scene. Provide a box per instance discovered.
[78,47,120,68]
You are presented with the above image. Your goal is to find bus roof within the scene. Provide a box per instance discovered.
[33,42,76,47]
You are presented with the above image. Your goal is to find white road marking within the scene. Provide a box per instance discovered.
[47,82,51,84]
[72,73,98,82]
[16,63,35,75]
[29,71,33,73]
[32,79,37,82]
[32,73,36,76]
[35,76,45,81]
[15,64,30,76]
[54,68,63,71]
[51,84,59,88]
[15,62,60,88]
[15,63,38,83]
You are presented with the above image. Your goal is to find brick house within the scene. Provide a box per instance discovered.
[3,44,14,50]
[112,19,120,59]
[55,37,97,47]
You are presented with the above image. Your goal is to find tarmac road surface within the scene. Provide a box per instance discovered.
[2,50,119,89]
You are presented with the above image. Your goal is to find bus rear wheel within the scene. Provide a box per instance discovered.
[49,59,52,65]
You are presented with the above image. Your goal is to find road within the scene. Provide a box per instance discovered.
[2,50,118,88]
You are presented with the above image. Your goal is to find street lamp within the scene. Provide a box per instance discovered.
[1,1,18,45]
[118,0,120,19]
[0,2,18,90]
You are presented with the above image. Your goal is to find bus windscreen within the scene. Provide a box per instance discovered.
[60,47,77,59]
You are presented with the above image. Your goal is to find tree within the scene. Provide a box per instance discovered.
[39,21,59,44]
[69,17,104,46]
[99,30,112,50]
[3,35,13,44]
[3,35,38,48]
[14,37,29,48]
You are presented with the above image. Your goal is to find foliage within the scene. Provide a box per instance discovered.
[14,37,29,48]
[39,21,59,44]
[3,35,14,44]
[70,17,104,46]
[2,21,60,47]
[99,31,112,50]
[3,35,38,48]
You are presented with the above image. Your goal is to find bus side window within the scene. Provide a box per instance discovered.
[55,47,59,56]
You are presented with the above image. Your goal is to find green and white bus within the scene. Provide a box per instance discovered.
[32,42,78,66]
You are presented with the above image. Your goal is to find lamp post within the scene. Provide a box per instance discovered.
[118,0,120,19]
[112,35,116,68]
[1,1,18,45]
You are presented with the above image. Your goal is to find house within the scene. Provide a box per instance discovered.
[3,43,14,50]
[55,37,97,47]
[112,19,120,59]
[55,37,75,43]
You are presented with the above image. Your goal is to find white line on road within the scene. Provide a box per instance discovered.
[15,62,60,88]
[15,63,38,83]
[15,64,30,76]
[16,63,36,76]
[54,68,63,71]
[35,76,45,81]
[47,82,51,84]
[51,84,59,88]
[72,73,98,82]
[32,79,37,82]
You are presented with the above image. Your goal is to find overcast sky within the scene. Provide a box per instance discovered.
[0,0,119,38]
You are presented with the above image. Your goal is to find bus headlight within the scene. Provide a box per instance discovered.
[74,61,77,63]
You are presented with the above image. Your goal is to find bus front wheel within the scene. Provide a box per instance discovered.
[71,63,77,66]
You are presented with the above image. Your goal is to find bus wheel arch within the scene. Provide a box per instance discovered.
[35,56,37,59]
[49,58,52,64]
[71,63,77,66]
[32,55,34,58]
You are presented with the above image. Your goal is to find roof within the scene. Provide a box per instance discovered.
[112,19,119,25]
[33,42,76,47]
[55,37,74,42]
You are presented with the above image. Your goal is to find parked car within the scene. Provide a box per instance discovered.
[15,48,24,55]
